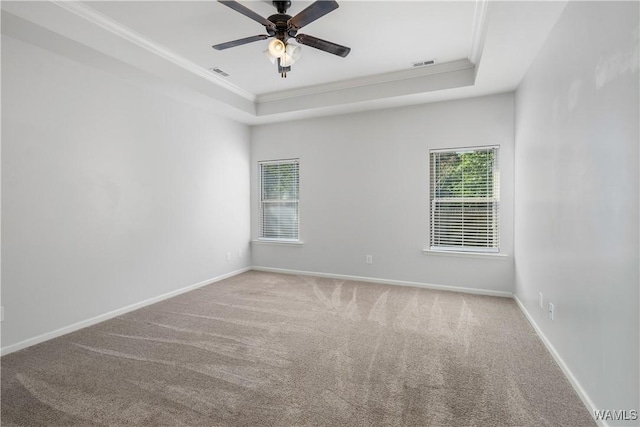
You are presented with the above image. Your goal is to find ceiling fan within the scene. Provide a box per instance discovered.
[212,0,351,78]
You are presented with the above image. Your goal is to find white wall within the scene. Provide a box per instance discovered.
[251,94,515,294]
[514,1,639,424]
[1,36,251,350]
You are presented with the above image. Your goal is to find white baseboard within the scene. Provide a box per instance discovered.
[0,267,251,356]
[250,266,513,298]
[513,295,603,427]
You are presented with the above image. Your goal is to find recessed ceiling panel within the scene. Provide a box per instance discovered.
[86,1,476,96]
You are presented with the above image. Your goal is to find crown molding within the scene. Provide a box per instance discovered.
[257,59,475,103]
[51,0,257,103]
[469,0,489,65]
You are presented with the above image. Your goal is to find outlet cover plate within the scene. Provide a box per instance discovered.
[539,292,543,309]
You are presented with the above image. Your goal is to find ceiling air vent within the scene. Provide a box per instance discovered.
[209,67,230,77]
[411,59,436,68]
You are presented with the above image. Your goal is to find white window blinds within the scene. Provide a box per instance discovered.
[259,159,299,240]
[430,147,500,253]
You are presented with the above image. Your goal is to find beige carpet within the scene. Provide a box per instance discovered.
[1,271,594,426]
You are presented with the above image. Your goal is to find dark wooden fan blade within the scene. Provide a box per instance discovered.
[289,0,339,30]
[218,1,275,29]
[212,34,270,50]
[295,33,350,57]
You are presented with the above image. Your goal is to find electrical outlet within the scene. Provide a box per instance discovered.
[226,251,232,261]
[548,303,554,320]
[539,292,543,309]
[365,255,373,264]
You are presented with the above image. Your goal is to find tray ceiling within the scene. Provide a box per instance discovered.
[1,1,568,124]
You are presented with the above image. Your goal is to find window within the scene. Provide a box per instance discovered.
[429,147,500,253]
[259,159,299,241]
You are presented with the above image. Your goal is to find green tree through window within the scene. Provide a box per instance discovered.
[430,147,499,252]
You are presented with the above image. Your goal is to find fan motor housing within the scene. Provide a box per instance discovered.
[267,13,295,41]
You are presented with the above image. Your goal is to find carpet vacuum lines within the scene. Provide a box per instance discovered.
[1,271,596,426]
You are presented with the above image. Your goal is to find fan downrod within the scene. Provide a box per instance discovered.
[272,1,291,14]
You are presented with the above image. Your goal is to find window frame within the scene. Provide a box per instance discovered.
[258,158,300,243]
[428,145,501,254]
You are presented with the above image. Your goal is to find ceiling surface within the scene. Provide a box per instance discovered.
[1,1,568,124]
[87,1,477,95]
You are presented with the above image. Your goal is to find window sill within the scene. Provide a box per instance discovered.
[252,239,304,247]
[422,249,508,260]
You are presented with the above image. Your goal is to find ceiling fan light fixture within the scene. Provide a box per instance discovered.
[284,43,302,65]
[264,49,277,64]
[268,39,286,58]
